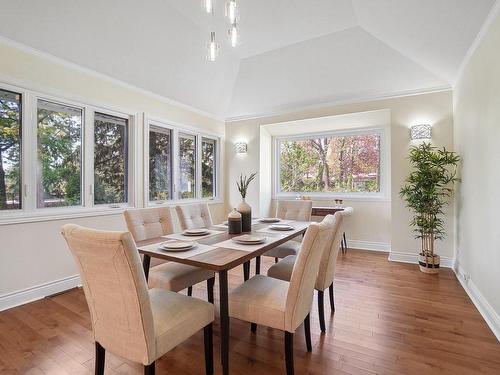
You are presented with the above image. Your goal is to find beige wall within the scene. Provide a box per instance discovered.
[0,41,225,306]
[453,11,500,330]
[226,90,455,259]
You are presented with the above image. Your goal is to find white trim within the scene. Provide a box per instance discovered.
[0,275,81,312]
[454,263,500,342]
[388,251,455,268]
[347,240,390,252]
[0,35,223,121]
[453,0,500,87]
[225,85,452,122]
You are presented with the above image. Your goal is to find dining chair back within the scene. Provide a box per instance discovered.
[284,214,336,332]
[315,213,343,291]
[124,207,174,241]
[276,200,313,222]
[61,224,155,365]
[175,203,213,230]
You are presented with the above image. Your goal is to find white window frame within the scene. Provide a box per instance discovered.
[0,81,137,225]
[273,127,388,200]
[143,115,221,207]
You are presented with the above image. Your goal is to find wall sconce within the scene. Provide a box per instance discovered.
[410,124,432,140]
[235,141,247,154]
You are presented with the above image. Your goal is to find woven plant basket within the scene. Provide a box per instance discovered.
[418,253,440,274]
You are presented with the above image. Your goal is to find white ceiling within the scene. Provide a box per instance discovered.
[0,0,496,119]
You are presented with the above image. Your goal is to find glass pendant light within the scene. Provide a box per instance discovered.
[204,0,214,14]
[225,0,238,23]
[207,32,219,61]
[229,21,238,47]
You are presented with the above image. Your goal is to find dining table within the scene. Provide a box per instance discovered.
[137,219,312,375]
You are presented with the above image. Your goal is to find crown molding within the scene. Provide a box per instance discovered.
[224,85,452,123]
[0,35,225,122]
[453,0,500,87]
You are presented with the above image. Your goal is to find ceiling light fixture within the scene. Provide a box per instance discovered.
[229,21,238,47]
[207,32,219,62]
[226,0,238,24]
[204,0,214,14]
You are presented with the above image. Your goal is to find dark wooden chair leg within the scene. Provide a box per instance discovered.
[144,362,155,375]
[285,331,294,375]
[341,239,345,254]
[304,314,312,352]
[95,342,105,375]
[243,261,250,281]
[207,277,215,304]
[275,257,279,263]
[318,290,326,333]
[255,256,261,275]
[204,323,214,375]
[187,286,193,296]
[329,283,335,313]
[142,254,151,281]
[343,232,348,252]
[251,323,257,333]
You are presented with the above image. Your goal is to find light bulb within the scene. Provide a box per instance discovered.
[226,0,238,23]
[207,32,219,62]
[229,22,238,47]
[204,0,213,14]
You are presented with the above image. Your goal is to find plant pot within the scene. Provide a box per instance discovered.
[418,253,440,274]
[237,199,252,232]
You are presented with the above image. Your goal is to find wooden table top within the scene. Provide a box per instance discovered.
[137,220,310,271]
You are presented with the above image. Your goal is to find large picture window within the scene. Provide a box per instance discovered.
[93,112,128,205]
[277,131,381,195]
[149,126,172,202]
[0,89,22,210]
[37,100,82,208]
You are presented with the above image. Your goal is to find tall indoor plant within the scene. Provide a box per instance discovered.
[400,142,460,274]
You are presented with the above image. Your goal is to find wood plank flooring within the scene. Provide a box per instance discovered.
[1,250,499,374]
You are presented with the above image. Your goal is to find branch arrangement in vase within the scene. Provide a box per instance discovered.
[399,142,460,273]
[236,172,257,199]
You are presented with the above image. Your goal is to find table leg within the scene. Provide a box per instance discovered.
[255,256,261,275]
[142,254,151,281]
[243,261,250,281]
[218,270,229,375]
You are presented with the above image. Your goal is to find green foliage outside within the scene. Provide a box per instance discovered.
[179,136,195,199]
[201,139,215,198]
[149,129,171,201]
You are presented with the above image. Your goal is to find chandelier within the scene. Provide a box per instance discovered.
[204,0,239,61]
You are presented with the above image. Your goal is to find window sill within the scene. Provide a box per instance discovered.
[147,198,224,207]
[272,194,390,203]
[0,206,129,226]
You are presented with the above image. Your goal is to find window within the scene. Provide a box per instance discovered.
[0,89,22,210]
[201,137,216,198]
[94,112,128,205]
[37,100,82,208]
[178,133,196,199]
[149,126,172,201]
[277,131,381,195]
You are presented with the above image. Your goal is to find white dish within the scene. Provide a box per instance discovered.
[232,235,266,245]
[259,217,281,223]
[269,224,294,231]
[160,241,197,251]
[183,228,210,236]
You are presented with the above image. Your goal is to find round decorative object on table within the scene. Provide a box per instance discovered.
[228,208,242,234]
[237,199,252,232]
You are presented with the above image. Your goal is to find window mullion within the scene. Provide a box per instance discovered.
[195,135,202,199]
[84,108,95,208]
[22,92,37,212]
[172,128,179,200]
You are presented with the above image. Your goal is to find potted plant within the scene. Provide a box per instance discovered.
[236,172,257,232]
[400,142,460,274]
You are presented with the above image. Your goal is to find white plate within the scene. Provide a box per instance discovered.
[160,241,197,251]
[259,217,281,223]
[269,224,294,231]
[183,228,210,236]
[232,235,266,245]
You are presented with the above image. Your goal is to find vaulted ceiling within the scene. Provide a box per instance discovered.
[0,0,496,119]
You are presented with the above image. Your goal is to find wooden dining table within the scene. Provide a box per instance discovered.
[137,220,311,375]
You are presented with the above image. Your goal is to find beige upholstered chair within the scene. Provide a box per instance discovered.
[263,200,313,261]
[124,207,215,299]
[175,203,213,230]
[61,224,214,375]
[229,215,335,375]
[268,213,344,332]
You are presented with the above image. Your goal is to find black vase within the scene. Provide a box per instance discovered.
[237,199,252,232]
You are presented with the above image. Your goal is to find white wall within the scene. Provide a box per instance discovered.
[225,90,455,258]
[0,40,225,310]
[453,8,500,339]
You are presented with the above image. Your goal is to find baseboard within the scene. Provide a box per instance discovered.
[454,263,500,342]
[0,275,81,312]
[388,251,455,268]
[347,240,390,252]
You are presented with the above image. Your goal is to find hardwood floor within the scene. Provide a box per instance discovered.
[1,250,499,374]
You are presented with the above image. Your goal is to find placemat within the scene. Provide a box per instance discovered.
[146,241,217,259]
[213,236,286,252]
[163,229,225,241]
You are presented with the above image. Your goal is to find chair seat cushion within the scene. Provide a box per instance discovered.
[148,262,215,292]
[149,288,214,359]
[267,255,296,282]
[229,275,289,331]
[263,240,300,259]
